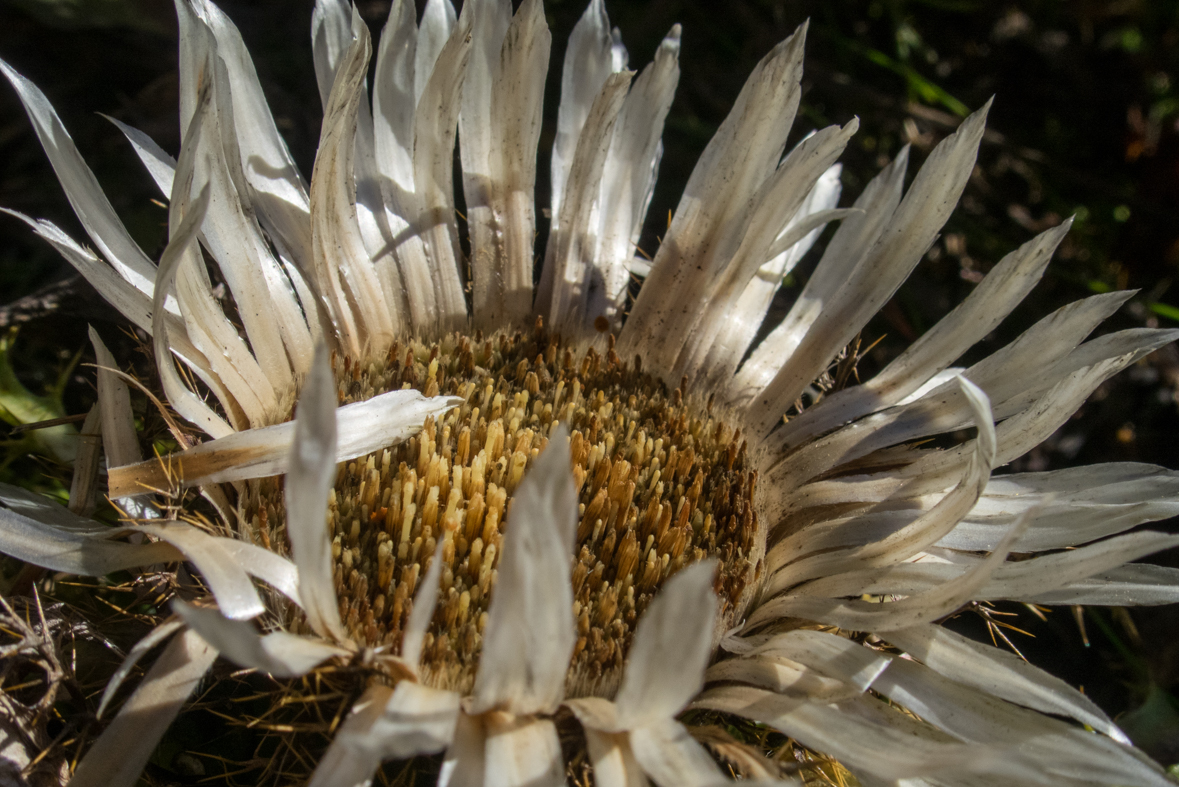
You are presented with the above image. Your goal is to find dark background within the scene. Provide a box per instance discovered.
[1,0,1178,769]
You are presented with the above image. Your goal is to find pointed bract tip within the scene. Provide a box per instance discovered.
[0,56,37,98]
[792,18,809,44]
[548,421,571,454]
[657,24,681,58]
[349,3,367,40]
[299,344,338,417]
[403,539,446,667]
[610,26,629,69]
[965,95,995,127]
[667,555,719,594]
[585,0,608,26]
[954,373,991,412]
[765,18,808,64]
[1033,214,1075,249]
[960,103,990,136]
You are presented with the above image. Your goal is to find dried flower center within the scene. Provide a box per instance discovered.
[244,325,758,697]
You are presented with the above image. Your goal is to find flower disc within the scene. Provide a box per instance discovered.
[243,323,760,696]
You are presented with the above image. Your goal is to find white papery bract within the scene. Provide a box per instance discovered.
[2,1,1179,786]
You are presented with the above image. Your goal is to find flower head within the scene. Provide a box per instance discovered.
[2,0,1179,785]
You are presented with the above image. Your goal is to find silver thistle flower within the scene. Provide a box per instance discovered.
[1,1,1178,786]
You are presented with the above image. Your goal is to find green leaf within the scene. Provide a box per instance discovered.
[1148,301,1179,323]
[0,329,77,464]
[845,41,971,117]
